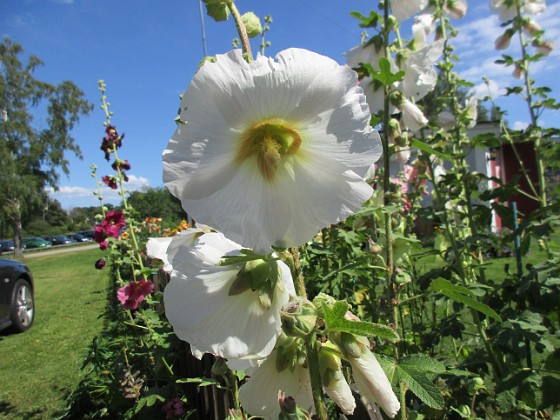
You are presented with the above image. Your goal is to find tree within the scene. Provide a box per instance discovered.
[126,187,187,223]
[0,37,92,256]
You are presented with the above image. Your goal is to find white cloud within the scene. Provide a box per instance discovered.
[47,174,151,209]
[512,121,529,130]
[469,78,506,99]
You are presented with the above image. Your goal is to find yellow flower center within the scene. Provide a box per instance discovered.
[236,118,302,182]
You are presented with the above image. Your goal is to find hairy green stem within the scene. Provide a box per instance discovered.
[226,0,253,61]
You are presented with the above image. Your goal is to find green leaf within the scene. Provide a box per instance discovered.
[430,278,502,322]
[320,300,399,341]
[176,377,225,389]
[370,57,405,86]
[410,138,453,161]
[399,367,446,409]
[134,393,166,413]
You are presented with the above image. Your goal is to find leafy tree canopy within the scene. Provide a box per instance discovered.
[0,37,93,254]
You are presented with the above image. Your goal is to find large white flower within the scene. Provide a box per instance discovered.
[392,0,429,21]
[399,40,444,102]
[238,348,314,419]
[163,48,381,253]
[160,231,295,360]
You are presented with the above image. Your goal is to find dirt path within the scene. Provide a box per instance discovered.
[22,243,99,258]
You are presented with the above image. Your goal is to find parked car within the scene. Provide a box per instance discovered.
[43,235,75,246]
[23,237,52,249]
[0,258,34,333]
[67,233,93,242]
[77,229,95,239]
[0,240,26,253]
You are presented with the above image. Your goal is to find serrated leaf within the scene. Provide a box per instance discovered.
[320,301,399,341]
[430,278,502,322]
[399,367,445,409]
[398,354,446,374]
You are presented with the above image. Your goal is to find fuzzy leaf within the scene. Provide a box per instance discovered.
[430,278,502,322]
[320,301,399,341]
[410,138,453,161]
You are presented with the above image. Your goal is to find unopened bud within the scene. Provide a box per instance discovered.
[337,332,364,359]
[281,298,317,338]
[523,18,542,36]
[532,38,554,55]
[211,358,229,376]
[448,0,467,19]
[387,118,402,143]
[241,12,262,38]
[495,30,513,50]
[367,238,382,255]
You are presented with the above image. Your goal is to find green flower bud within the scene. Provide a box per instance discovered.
[241,12,262,38]
[203,0,229,22]
[281,298,317,338]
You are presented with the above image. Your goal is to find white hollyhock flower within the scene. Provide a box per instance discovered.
[345,42,392,113]
[465,96,478,129]
[392,0,429,21]
[162,231,295,359]
[147,224,214,273]
[164,48,381,254]
[398,98,429,131]
[412,14,435,49]
[346,337,400,418]
[399,40,444,101]
[319,349,356,415]
[491,0,546,20]
[239,349,314,419]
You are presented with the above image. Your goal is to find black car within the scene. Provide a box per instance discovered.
[77,229,95,239]
[0,240,26,254]
[67,233,93,243]
[0,258,35,333]
[43,235,75,246]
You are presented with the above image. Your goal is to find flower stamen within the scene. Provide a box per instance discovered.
[237,118,302,182]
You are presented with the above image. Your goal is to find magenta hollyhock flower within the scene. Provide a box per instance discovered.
[117,279,154,310]
[112,159,131,172]
[102,175,118,190]
[163,397,186,419]
[95,258,106,269]
[99,240,108,250]
[100,125,124,161]
[94,211,126,246]
[100,211,126,238]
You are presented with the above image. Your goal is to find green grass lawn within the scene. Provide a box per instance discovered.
[0,248,109,419]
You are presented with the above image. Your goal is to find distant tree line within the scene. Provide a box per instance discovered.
[0,187,188,239]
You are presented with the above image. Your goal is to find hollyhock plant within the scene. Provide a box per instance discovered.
[155,231,296,359]
[117,279,155,310]
[238,348,314,419]
[163,48,381,253]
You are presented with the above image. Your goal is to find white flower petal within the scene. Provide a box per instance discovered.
[392,0,429,21]
[324,368,356,415]
[163,232,294,359]
[239,349,314,419]
[146,237,173,272]
[350,349,400,418]
[164,48,381,253]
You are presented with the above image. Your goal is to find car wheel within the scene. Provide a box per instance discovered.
[9,278,34,332]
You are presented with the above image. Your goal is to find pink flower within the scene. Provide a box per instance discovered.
[95,258,106,269]
[94,211,126,246]
[117,279,154,310]
[100,125,124,161]
[164,397,186,419]
[102,175,118,190]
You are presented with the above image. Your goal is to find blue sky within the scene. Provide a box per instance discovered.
[2,0,559,209]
